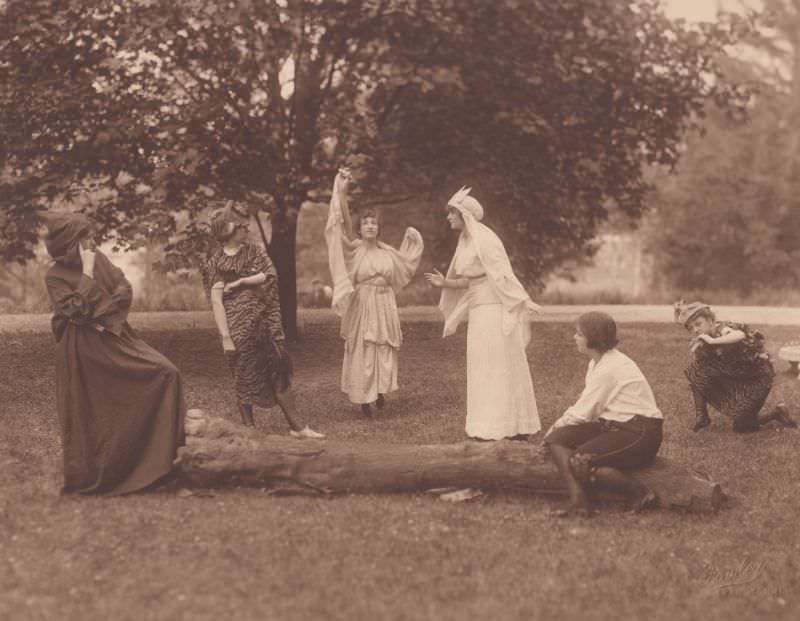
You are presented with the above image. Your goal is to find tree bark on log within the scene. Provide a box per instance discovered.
[175,409,725,513]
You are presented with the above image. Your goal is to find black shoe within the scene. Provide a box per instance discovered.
[692,414,711,432]
[376,394,385,410]
[629,489,658,513]
[774,404,797,429]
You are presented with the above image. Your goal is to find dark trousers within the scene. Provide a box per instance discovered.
[545,416,663,482]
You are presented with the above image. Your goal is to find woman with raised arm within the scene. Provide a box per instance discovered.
[424,187,541,440]
[325,169,424,417]
[202,204,324,438]
[674,300,795,432]
[42,211,185,495]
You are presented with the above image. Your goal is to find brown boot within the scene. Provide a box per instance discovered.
[237,402,255,427]
[691,386,711,432]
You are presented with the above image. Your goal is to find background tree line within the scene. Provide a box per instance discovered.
[1,0,755,332]
[644,0,800,298]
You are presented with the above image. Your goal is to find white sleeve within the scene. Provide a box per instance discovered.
[549,369,616,430]
[324,188,356,316]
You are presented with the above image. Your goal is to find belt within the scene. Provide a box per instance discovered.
[600,415,662,433]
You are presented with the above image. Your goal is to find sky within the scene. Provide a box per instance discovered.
[661,0,791,80]
[661,0,763,21]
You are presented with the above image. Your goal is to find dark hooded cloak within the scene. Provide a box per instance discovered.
[42,211,185,495]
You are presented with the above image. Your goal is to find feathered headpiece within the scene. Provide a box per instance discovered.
[210,200,250,242]
[447,186,484,222]
[673,299,712,327]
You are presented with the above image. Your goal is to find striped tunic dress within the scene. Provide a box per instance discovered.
[203,243,288,408]
[685,321,775,430]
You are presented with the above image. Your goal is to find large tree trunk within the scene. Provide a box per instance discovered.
[175,410,725,512]
[266,215,298,341]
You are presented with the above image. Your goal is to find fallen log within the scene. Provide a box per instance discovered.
[175,409,725,512]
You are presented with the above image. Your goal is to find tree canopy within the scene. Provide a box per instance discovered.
[1,0,752,332]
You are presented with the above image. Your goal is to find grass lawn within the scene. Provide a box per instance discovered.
[1,321,799,621]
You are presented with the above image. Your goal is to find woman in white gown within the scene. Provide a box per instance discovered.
[425,187,542,440]
[325,169,424,416]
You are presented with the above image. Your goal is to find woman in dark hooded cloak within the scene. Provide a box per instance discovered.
[42,211,185,495]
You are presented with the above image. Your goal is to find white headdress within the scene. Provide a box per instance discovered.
[447,186,484,222]
[438,186,541,341]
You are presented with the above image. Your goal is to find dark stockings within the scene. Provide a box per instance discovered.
[274,385,302,432]
[237,402,255,427]
[548,445,656,516]
[548,443,591,517]
[690,385,711,432]
[237,383,303,432]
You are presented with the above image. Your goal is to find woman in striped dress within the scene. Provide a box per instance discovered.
[674,300,795,432]
[203,205,324,438]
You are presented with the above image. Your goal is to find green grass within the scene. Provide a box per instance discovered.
[1,322,799,621]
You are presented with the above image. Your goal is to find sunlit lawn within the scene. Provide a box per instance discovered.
[1,321,798,621]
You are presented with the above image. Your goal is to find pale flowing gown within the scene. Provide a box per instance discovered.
[325,188,423,404]
[440,226,541,440]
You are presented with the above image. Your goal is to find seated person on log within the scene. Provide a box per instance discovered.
[202,203,324,439]
[544,312,663,517]
[674,300,796,433]
[42,211,186,495]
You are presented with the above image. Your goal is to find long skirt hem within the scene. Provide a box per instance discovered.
[465,302,541,440]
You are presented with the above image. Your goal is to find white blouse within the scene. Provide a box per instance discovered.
[549,349,662,431]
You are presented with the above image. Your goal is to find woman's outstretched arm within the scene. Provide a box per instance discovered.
[424,269,468,289]
[209,283,235,351]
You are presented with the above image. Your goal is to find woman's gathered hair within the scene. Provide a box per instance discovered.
[688,308,716,325]
[210,202,248,243]
[578,311,618,352]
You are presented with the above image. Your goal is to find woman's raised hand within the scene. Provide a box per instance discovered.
[424,268,446,288]
[336,167,352,195]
